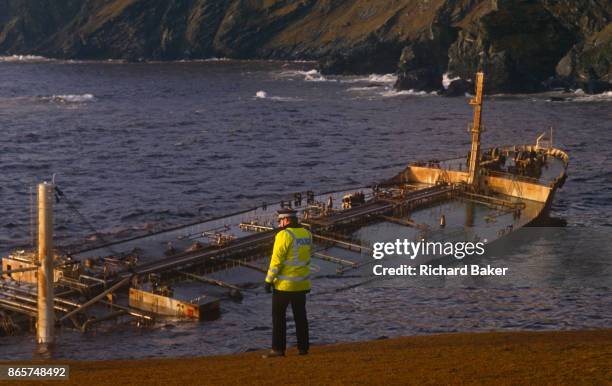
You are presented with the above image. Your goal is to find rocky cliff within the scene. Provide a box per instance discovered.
[1,0,610,94]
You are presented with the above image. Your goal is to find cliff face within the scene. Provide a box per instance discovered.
[441,0,611,93]
[0,0,610,94]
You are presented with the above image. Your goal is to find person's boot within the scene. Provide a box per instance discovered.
[262,350,285,358]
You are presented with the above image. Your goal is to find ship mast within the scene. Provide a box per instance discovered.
[467,72,484,186]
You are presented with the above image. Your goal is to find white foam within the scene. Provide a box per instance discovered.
[254,90,301,102]
[0,54,53,63]
[573,90,612,102]
[567,88,612,101]
[178,57,231,62]
[341,73,397,84]
[304,70,334,82]
[367,73,397,83]
[203,57,231,62]
[442,72,460,89]
[346,86,382,92]
[276,69,338,82]
[380,89,433,97]
[49,94,96,103]
[278,69,317,77]
[304,74,327,82]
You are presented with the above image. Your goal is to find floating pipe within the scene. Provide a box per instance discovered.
[312,234,372,252]
[81,310,127,333]
[0,282,80,308]
[1,290,70,313]
[0,297,38,316]
[98,301,154,323]
[176,270,243,291]
[59,277,130,322]
[313,252,357,267]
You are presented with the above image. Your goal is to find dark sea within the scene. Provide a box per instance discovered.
[0,56,610,359]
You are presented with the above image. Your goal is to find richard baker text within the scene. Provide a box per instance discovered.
[373,264,508,276]
[371,239,509,277]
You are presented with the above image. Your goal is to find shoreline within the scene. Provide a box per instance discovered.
[2,329,610,384]
[1,56,611,98]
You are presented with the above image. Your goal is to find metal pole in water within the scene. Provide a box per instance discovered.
[37,182,55,346]
[467,72,485,186]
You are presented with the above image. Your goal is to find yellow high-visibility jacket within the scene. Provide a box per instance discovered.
[265,226,312,291]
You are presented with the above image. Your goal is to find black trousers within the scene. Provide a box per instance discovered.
[272,290,309,352]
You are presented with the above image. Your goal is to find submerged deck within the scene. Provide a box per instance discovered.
[0,178,551,333]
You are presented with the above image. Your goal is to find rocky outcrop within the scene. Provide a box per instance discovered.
[555,24,612,93]
[0,0,610,94]
[446,1,577,93]
[397,0,610,94]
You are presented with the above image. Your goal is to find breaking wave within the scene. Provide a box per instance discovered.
[47,94,96,103]
[278,69,316,77]
[346,83,438,98]
[341,73,397,84]
[177,57,231,63]
[366,74,397,83]
[442,72,460,89]
[380,89,438,97]
[346,86,383,92]
[0,55,53,63]
[254,90,301,102]
[304,69,333,82]
[205,57,231,62]
[572,90,612,102]
[276,69,337,82]
[542,89,612,103]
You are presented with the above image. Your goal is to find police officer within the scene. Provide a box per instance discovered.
[263,208,312,358]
